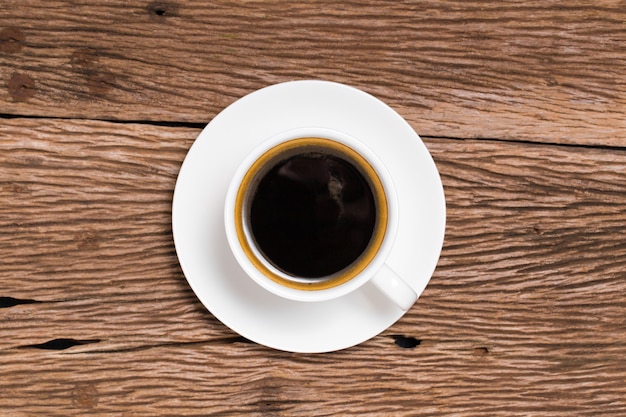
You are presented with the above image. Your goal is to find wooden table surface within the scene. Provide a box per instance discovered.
[1,1,625,415]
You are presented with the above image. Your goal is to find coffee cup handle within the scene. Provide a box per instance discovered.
[370,264,417,311]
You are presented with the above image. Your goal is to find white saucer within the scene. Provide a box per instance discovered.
[172,80,445,353]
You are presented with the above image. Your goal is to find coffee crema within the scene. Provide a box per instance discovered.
[235,138,388,291]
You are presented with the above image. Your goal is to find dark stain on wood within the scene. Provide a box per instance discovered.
[0,27,25,53]
[86,72,116,96]
[71,382,99,409]
[7,73,35,102]
[70,48,116,96]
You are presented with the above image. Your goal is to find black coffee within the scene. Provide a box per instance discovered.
[248,152,377,278]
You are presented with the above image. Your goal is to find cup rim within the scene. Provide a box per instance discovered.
[224,127,399,302]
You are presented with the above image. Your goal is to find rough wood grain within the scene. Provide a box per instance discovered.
[1,119,625,416]
[1,0,625,146]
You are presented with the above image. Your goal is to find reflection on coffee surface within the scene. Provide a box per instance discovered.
[249,152,377,278]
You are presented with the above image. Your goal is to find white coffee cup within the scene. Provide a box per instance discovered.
[224,127,417,310]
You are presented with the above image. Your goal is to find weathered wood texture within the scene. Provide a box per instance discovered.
[1,119,625,416]
[1,0,625,146]
[2,0,625,415]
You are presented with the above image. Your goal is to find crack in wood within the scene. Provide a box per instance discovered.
[0,296,40,308]
[0,113,206,129]
[64,337,253,355]
[21,338,101,350]
[433,135,626,153]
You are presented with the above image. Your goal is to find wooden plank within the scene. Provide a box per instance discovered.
[1,339,622,416]
[0,119,205,351]
[1,1,625,146]
[1,118,625,415]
